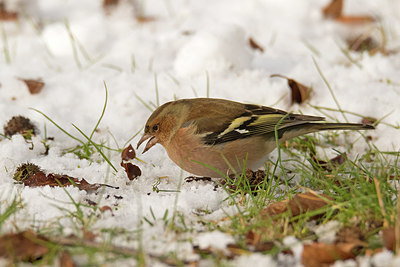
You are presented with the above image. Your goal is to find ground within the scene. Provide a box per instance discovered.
[0,0,400,266]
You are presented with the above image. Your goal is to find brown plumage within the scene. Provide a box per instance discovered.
[137,98,374,177]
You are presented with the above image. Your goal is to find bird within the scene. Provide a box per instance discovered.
[137,98,374,178]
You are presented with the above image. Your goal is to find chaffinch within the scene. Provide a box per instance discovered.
[137,98,374,177]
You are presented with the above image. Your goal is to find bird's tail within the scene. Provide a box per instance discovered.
[278,122,374,142]
[310,122,375,131]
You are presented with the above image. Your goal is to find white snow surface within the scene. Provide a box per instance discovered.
[1,0,400,266]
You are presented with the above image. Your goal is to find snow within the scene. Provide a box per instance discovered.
[0,0,400,265]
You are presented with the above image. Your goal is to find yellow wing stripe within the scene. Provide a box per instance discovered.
[217,116,252,138]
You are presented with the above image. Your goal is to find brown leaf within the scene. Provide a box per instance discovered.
[219,169,268,195]
[226,243,251,257]
[121,144,136,161]
[21,171,111,193]
[322,0,343,19]
[245,230,261,246]
[0,231,48,262]
[13,163,41,182]
[249,37,264,53]
[20,78,45,95]
[361,117,377,125]
[311,153,346,172]
[103,0,119,7]
[270,74,310,104]
[302,242,358,267]
[136,16,156,23]
[60,251,76,267]
[100,206,114,216]
[0,3,18,21]
[82,229,96,242]
[3,116,37,137]
[262,192,332,218]
[347,35,379,53]
[121,162,142,180]
[335,15,375,25]
[382,227,396,251]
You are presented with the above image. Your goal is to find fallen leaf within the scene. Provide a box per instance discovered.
[311,153,346,172]
[335,15,375,25]
[226,244,251,256]
[221,169,267,195]
[82,229,96,242]
[85,199,97,206]
[382,227,396,251]
[322,0,343,19]
[270,74,310,104]
[20,78,45,95]
[103,0,119,7]
[336,225,363,244]
[245,230,261,246]
[13,163,41,182]
[0,231,48,262]
[100,206,114,216]
[302,242,359,267]
[365,248,383,256]
[249,37,264,53]
[21,171,117,193]
[3,116,37,137]
[136,16,156,23]
[361,116,377,125]
[262,192,332,218]
[121,144,136,160]
[347,35,379,53]
[0,3,18,21]
[60,251,76,267]
[121,162,141,180]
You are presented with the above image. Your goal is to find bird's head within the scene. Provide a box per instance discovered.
[137,100,189,153]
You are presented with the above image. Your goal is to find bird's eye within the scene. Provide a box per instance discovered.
[145,125,150,132]
[152,124,159,132]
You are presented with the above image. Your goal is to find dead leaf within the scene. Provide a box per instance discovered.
[20,78,45,95]
[302,242,359,267]
[121,162,141,180]
[103,0,119,7]
[3,116,37,137]
[221,169,267,195]
[100,206,114,216]
[121,144,136,161]
[382,227,395,251]
[347,35,379,53]
[262,192,332,218]
[270,74,310,104]
[336,225,363,244]
[249,37,264,53]
[322,0,343,19]
[82,229,96,242]
[0,3,18,21]
[85,199,97,206]
[21,171,117,193]
[226,244,251,257]
[361,117,377,125]
[0,231,48,262]
[311,153,346,172]
[335,15,375,25]
[60,251,76,267]
[365,248,383,256]
[245,230,261,246]
[13,163,41,182]
[136,16,156,23]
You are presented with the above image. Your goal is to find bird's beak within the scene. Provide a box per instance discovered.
[137,133,159,153]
